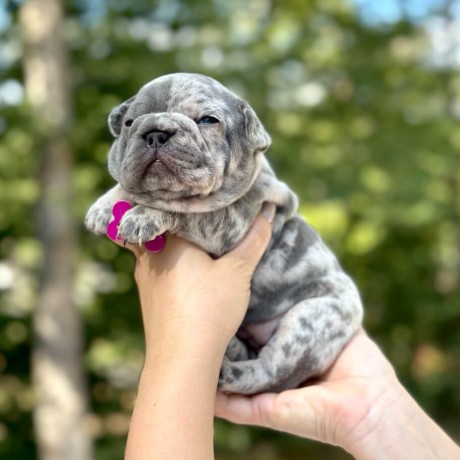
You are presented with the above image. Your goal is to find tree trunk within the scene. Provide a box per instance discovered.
[20,1,93,459]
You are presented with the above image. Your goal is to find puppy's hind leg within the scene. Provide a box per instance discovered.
[225,336,250,361]
[218,281,362,395]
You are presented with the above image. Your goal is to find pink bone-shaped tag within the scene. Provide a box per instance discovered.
[106,200,166,253]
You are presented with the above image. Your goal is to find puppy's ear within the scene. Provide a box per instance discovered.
[240,101,271,154]
[108,96,136,137]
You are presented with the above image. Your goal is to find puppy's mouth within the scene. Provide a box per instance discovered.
[141,129,201,179]
[142,147,182,177]
[141,129,178,175]
[142,157,173,182]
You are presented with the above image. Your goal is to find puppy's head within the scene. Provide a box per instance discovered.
[107,73,271,208]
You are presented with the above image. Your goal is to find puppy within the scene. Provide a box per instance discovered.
[85,73,363,394]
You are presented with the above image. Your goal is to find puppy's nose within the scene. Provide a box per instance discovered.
[145,130,172,148]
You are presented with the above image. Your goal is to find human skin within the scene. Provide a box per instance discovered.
[215,331,460,460]
[116,202,459,460]
[123,205,275,460]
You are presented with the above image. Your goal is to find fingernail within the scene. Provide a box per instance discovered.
[261,202,276,223]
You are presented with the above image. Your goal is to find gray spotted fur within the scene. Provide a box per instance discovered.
[85,73,363,394]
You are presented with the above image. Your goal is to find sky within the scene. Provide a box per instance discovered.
[0,0,459,34]
[350,0,455,25]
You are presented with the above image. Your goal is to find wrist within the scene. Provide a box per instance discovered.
[142,352,221,384]
[342,380,408,459]
[143,330,227,372]
[141,305,235,366]
[345,382,459,460]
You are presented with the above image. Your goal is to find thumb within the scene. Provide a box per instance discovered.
[223,202,275,270]
[215,387,333,444]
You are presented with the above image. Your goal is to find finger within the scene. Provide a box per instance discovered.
[222,202,275,269]
[150,234,211,267]
[107,229,168,258]
[109,236,144,257]
[215,391,278,428]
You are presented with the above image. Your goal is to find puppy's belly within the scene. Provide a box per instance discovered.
[237,315,283,349]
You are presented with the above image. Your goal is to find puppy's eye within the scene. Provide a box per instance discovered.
[124,119,134,127]
[197,116,219,125]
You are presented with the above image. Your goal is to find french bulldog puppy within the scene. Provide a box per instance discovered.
[85,73,363,394]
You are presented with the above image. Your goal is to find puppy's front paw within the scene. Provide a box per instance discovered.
[85,200,114,235]
[117,206,162,244]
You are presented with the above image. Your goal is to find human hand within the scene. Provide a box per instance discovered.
[112,202,276,364]
[216,329,460,459]
[215,329,400,451]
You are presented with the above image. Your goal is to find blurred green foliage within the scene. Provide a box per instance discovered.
[1,0,459,458]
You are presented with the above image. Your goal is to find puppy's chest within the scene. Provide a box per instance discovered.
[177,199,262,257]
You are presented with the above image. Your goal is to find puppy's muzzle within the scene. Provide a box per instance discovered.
[145,130,174,149]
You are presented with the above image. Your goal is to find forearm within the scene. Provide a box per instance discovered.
[125,355,222,460]
[347,383,460,460]
[123,214,273,459]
